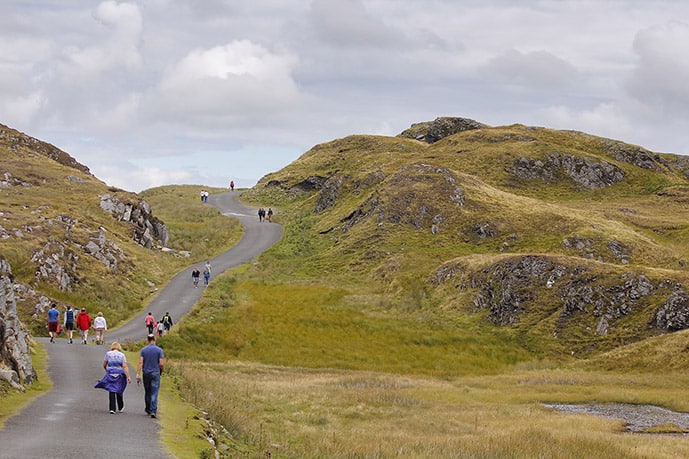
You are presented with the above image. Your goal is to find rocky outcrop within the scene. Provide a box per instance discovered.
[398,117,486,144]
[339,163,465,233]
[100,193,169,248]
[432,255,686,338]
[0,258,37,389]
[508,152,625,189]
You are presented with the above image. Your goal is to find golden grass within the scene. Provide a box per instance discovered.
[168,359,689,458]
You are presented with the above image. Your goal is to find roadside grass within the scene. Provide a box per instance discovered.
[168,359,689,458]
[0,343,50,429]
[139,185,244,261]
[161,278,531,376]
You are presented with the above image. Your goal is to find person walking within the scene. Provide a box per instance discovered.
[76,308,92,344]
[93,312,108,345]
[267,208,273,222]
[203,265,211,286]
[229,180,234,191]
[258,208,265,222]
[64,305,75,344]
[162,312,173,334]
[137,334,165,419]
[145,312,156,334]
[95,341,131,414]
[191,268,200,288]
[47,303,59,343]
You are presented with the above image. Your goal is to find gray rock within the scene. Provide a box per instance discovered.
[0,258,37,389]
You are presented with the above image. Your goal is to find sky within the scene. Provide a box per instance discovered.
[2,0,689,192]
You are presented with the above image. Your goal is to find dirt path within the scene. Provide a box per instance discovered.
[0,192,282,458]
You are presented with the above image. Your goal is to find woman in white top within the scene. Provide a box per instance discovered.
[95,341,131,413]
[93,312,107,345]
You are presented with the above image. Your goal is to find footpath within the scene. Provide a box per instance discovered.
[0,192,282,458]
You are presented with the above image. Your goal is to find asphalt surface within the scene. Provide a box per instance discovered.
[0,192,282,458]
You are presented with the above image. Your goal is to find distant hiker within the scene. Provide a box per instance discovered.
[204,260,212,274]
[47,303,60,343]
[200,190,205,202]
[95,341,131,414]
[137,334,165,419]
[64,305,75,344]
[145,312,156,334]
[94,312,107,345]
[76,308,92,344]
[230,180,234,191]
[204,190,209,202]
[156,321,163,336]
[192,268,200,288]
[267,208,273,222]
[258,208,265,222]
[203,266,211,286]
[162,312,173,333]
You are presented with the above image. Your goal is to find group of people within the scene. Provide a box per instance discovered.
[191,260,212,287]
[200,190,209,202]
[95,333,164,419]
[47,304,108,345]
[144,311,174,336]
[257,207,273,222]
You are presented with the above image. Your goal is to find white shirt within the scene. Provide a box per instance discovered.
[94,316,107,330]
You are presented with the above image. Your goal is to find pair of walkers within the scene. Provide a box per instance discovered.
[95,334,165,418]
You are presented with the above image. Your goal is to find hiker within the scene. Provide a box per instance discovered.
[267,208,273,222]
[230,180,234,191]
[93,312,107,345]
[145,312,156,334]
[156,321,163,336]
[76,308,92,344]
[203,265,211,286]
[137,334,165,419]
[162,312,173,333]
[95,341,131,414]
[192,268,200,288]
[47,303,60,343]
[258,208,265,222]
[64,305,75,344]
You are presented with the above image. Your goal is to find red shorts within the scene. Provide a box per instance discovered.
[48,322,58,332]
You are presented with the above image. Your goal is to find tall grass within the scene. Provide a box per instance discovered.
[169,359,689,458]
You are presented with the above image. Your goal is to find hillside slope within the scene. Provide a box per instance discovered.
[0,123,171,336]
[243,117,689,357]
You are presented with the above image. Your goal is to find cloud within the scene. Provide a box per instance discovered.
[150,40,299,127]
[627,21,689,115]
[61,1,142,79]
[479,49,579,90]
[309,0,405,48]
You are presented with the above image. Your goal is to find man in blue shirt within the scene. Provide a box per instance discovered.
[136,334,165,418]
[47,304,59,343]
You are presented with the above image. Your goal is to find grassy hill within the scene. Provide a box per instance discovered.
[151,118,689,457]
[0,124,241,334]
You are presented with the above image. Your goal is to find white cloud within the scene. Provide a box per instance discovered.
[151,40,299,126]
[479,49,579,90]
[309,0,404,48]
[627,21,689,115]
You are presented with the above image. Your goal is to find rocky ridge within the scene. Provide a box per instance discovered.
[0,258,36,390]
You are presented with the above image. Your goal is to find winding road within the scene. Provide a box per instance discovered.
[0,192,282,458]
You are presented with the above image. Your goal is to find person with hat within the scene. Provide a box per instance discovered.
[76,308,92,344]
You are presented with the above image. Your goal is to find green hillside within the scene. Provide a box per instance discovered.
[232,120,689,361]
[0,124,241,334]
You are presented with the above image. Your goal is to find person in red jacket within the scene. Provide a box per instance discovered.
[76,308,92,344]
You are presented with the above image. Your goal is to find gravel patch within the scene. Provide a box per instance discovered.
[544,403,689,432]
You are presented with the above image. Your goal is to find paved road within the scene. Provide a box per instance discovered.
[0,192,282,458]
